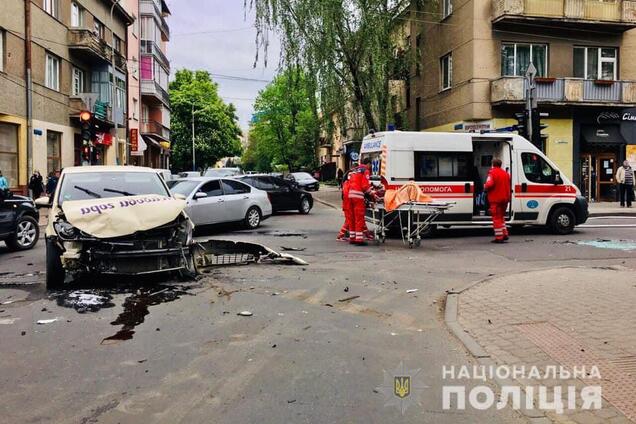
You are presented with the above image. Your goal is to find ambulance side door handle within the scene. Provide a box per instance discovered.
[521,183,528,193]
[464,183,471,193]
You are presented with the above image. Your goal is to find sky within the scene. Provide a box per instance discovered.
[165,0,281,132]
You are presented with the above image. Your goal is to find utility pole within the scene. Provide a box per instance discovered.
[25,0,33,181]
[110,0,121,165]
[191,103,196,172]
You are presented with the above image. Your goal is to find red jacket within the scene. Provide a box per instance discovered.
[484,166,511,204]
[348,166,371,200]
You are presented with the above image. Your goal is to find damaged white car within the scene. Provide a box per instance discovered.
[40,167,195,289]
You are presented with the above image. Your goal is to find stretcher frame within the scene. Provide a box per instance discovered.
[366,201,455,248]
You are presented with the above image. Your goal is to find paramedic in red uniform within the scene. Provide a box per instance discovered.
[337,173,352,241]
[348,158,373,245]
[484,158,511,243]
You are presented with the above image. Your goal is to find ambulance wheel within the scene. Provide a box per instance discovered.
[548,207,575,235]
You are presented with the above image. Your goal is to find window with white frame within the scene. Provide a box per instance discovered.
[442,0,453,18]
[45,53,60,91]
[43,0,58,18]
[72,67,84,96]
[94,19,105,39]
[501,43,548,77]
[71,2,83,27]
[440,53,452,90]
[574,47,617,80]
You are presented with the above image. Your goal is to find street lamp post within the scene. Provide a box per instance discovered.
[110,0,121,165]
[192,103,196,172]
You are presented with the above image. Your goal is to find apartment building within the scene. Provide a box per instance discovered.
[134,0,171,169]
[0,0,133,192]
[407,0,636,202]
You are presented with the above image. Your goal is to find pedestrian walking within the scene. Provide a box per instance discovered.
[337,168,344,189]
[46,171,59,203]
[484,158,511,243]
[28,171,44,199]
[348,158,373,245]
[0,170,8,191]
[337,172,351,241]
[616,160,634,208]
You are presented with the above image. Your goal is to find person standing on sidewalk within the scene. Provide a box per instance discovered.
[484,158,511,243]
[616,160,634,208]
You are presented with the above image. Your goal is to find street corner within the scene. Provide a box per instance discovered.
[452,267,636,423]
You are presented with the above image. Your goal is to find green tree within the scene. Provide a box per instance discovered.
[243,69,320,172]
[169,69,242,172]
[248,0,410,133]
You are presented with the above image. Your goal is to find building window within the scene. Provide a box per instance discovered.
[47,131,62,175]
[440,53,452,90]
[43,0,58,18]
[415,97,422,130]
[415,33,422,76]
[574,47,617,80]
[71,2,83,27]
[116,77,126,111]
[113,35,122,54]
[94,19,105,39]
[0,123,18,188]
[501,43,547,77]
[45,53,60,91]
[72,67,84,96]
[0,30,4,72]
[442,0,453,18]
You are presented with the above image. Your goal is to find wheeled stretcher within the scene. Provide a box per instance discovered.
[366,201,455,248]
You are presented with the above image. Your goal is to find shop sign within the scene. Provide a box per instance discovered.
[627,145,636,168]
[130,129,139,152]
[95,132,113,146]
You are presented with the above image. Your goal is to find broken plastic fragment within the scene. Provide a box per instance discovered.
[36,318,59,325]
[237,311,253,317]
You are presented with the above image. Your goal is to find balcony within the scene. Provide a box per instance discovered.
[69,93,112,123]
[141,40,170,70]
[68,29,112,63]
[140,0,170,40]
[141,120,170,141]
[141,80,170,107]
[491,76,636,106]
[492,0,636,31]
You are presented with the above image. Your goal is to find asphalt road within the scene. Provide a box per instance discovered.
[1,206,635,424]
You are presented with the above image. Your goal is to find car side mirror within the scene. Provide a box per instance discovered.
[173,193,186,200]
[194,192,208,200]
[35,197,51,208]
[554,172,563,185]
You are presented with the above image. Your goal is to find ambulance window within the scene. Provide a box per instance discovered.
[521,153,556,184]
[414,152,471,181]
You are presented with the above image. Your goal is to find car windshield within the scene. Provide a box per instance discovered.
[168,180,201,197]
[291,172,313,180]
[58,172,169,206]
[204,169,239,177]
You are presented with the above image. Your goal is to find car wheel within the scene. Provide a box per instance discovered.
[6,215,39,251]
[45,239,65,290]
[299,196,312,214]
[548,207,575,235]
[244,206,262,229]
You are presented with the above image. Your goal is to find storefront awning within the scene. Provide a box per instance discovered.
[582,125,627,145]
[131,135,149,156]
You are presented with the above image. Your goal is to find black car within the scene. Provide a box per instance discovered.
[0,190,40,251]
[237,175,313,214]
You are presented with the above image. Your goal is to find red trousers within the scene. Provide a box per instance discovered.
[490,202,509,240]
[349,198,366,243]
[338,204,352,238]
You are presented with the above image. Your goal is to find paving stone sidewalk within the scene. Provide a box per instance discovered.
[457,267,636,424]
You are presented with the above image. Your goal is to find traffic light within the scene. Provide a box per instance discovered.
[79,111,93,143]
[531,110,549,151]
[514,111,529,140]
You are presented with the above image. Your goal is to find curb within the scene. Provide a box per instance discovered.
[444,282,550,423]
[312,196,339,210]
[588,211,636,217]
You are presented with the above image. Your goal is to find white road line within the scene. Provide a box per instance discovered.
[579,224,636,228]
[588,216,636,220]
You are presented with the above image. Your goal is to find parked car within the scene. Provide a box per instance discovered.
[155,169,174,182]
[0,190,39,251]
[38,166,195,289]
[286,172,320,191]
[168,177,272,229]
[235,175,313,214]
[203,167,243,178]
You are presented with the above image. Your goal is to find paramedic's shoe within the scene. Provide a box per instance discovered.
[352,241,368,246]
[364,231,375,241]
[491,239,506,244]
[503,235,509,241]
[336,236,348,242]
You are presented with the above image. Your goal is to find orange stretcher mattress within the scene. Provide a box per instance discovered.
[383,182,433,212]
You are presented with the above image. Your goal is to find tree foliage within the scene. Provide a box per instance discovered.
[248,0,410,133]
[169,70,242,172]
[242,69,320,172]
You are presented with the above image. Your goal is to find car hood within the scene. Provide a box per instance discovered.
[61,194,187,238]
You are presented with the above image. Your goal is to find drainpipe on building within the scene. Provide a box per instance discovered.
[25,0,33,182]
[110,0,121,165]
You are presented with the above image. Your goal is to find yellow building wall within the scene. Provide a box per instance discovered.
[0,114,28,189]
[424,118,575,180]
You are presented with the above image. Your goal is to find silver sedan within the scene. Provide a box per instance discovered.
[168,177,272,229]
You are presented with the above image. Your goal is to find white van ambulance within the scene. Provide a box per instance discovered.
[360,131,588,235]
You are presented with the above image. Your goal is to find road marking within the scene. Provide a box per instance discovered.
[588,216,636,220]
[579,224,636,228]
